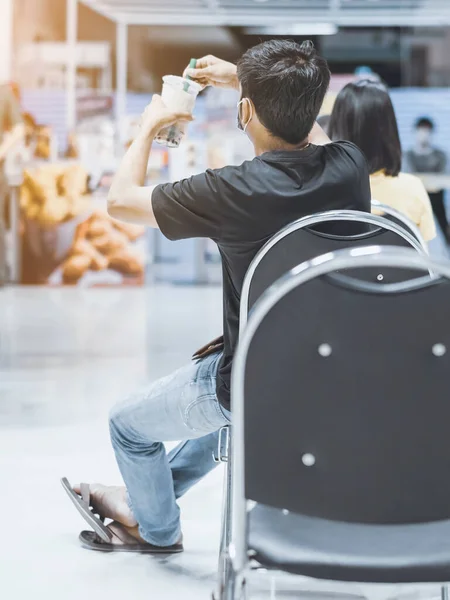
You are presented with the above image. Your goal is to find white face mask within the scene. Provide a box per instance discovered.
[416,127,431,145]
[237,98,253,133]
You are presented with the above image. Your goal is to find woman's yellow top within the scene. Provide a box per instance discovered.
[370,170,436,242]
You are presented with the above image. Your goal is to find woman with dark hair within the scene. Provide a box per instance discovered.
[329,80,435,241]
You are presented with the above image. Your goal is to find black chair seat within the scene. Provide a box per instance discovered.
[249,503,450,583]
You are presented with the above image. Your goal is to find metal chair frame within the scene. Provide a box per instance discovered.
[225,245,450,600]
[214,209,428,599]
[239,209,426,332]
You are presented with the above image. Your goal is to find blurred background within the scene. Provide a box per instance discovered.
[3,0,450,289]
[2,1,450,599]
[1,0,450,285]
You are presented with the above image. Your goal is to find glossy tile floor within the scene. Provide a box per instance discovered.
[0,285,444,600]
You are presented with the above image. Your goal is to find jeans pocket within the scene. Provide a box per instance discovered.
[184,394,228,434]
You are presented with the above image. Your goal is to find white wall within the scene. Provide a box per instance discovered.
[0,0,13,81]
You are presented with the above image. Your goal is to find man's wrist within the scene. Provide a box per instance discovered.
[138,124,158,142]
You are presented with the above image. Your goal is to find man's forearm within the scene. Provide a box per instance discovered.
[107,94,193,226]
[109,129,154,200]
[107,128,159,226]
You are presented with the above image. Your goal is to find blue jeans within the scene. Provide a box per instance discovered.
[109,352,230,546]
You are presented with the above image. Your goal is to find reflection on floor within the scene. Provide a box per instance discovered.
[0,286,443,600]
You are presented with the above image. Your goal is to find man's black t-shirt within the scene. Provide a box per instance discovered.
[152,141,371,410]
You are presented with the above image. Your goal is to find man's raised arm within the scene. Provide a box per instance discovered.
[107,95,193,226]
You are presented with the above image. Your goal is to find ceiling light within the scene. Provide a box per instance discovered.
[245,23,338,36]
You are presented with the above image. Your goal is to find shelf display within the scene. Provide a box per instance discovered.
[19,162,146,285]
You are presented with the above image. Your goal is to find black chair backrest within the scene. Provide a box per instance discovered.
[242,211,426,325]
[238,247,450,526]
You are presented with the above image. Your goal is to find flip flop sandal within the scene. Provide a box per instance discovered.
[79,522,184,554]
[61,478,184,554]
[61,477,112,543]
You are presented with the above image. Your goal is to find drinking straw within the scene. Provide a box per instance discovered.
[183,58,197,91]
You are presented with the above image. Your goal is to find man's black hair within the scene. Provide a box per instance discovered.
[237,40,331,145]
[415,116,434,130]
[328,79,402,177]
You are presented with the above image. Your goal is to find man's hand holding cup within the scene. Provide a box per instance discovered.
[140,95,193,139]
[184,55,239,91]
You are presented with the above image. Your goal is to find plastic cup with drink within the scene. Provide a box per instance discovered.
[155,59,202,148]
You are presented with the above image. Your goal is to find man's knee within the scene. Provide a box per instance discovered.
[109,396,160,453]
[109,399,136,446]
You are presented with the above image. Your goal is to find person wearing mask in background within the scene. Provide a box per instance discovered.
[405,117,448,243]
[329,80,435,242]
[0,84,24,285]
[63,40,371,553]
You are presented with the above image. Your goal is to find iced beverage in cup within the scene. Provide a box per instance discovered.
[155,75,202,148]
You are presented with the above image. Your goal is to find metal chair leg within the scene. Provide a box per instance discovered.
[442,586,449,600]
[213,427,248,600]
[213,426,232,559]
[215,549,246,600]
[219,428,232,556]
[214,426,235,600]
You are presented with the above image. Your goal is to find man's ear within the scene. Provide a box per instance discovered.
[242,98,254,126]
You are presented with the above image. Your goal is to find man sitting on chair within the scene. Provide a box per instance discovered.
[63,40,371,552]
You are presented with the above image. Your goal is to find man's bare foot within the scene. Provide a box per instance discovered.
[107,521,183,548]
[73,483,138,528]
[108,522,146,545]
